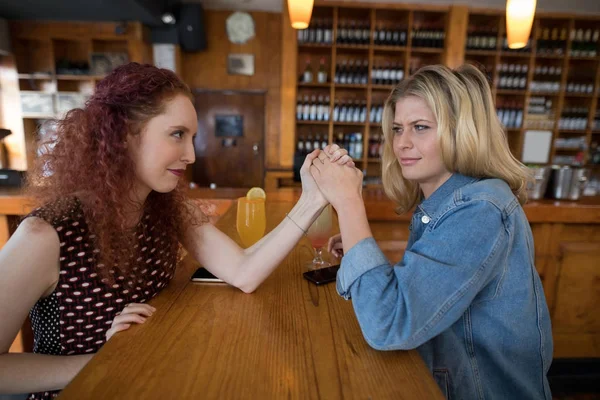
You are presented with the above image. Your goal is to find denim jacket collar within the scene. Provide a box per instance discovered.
[417,173,479,218]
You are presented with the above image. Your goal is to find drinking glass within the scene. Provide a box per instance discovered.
[236,197,266,248]
[306,204,333,270]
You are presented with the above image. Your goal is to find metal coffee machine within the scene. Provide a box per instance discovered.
[545,165,588,201]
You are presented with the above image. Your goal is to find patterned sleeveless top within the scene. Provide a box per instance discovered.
[24,197,178,400]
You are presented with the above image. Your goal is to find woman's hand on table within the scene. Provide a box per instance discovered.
[328,233,344,259]
[106,303,156,341]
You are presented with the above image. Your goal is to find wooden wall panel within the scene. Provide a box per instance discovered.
[181,11,284,170]
[279,0,298,169]
[443,5,468,68]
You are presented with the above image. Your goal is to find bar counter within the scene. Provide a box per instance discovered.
[3,187,600,359]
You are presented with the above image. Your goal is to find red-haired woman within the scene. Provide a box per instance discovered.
[0,63,353,399]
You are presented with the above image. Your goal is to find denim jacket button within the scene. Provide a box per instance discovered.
[421,215,431,224]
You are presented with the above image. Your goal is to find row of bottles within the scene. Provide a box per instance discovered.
[373,25,408,47]
[465,27,497,50]
[552,154,581,165]
[296,133,329,155]
[295,97,384,124]
[369,104,384,124]
[296,95,330,121]
[536,27,568,56]
[558,107,589,131]
[335,132,364,159]
[569,29,599,57]
[337,20,371,45]
[411,25,445,48]
[296,132,377,160]
[565,81,595,94]
[496,102,523,129]
[530,65,562,93]
[372,63,404,85]
[298,23,598,57]
[300,58,328,84]
[525,96,555,130]
[333,100,367,123]
[297,19,333,44]
[497,63,528,90]
[554,136,587,150]
[335,59,368,85]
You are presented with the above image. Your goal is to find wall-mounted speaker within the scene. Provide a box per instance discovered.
[176,3,207,52]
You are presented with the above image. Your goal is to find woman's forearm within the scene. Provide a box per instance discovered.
[334,198,373,253]
[233,195,325,293]
[0,352,93,394]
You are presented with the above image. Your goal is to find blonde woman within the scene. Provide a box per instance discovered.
[310,64,552,399]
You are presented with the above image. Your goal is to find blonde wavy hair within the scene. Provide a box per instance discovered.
[381,64,531,214]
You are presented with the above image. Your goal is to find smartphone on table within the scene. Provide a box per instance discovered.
[191,268,225,283]
[303,265,340,286]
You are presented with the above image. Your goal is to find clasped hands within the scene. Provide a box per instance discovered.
[309,144,364,210]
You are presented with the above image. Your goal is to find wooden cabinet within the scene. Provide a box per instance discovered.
[6,21,152,170]
[551,243,600,358]
[277,2,600,189]
[536,224,600,358]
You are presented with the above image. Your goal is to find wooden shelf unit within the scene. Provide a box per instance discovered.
[464,12,600,166]
[8,21,152,170]
[294,3,449,185]
[282,4,600,190]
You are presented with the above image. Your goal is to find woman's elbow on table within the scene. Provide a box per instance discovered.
[359,324,420,351]
[231,275,260,294]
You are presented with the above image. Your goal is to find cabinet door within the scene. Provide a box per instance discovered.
[551,242,600,358]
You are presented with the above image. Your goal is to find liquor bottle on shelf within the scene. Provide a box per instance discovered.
[315,19,324,44]
[302,59,313,83]
[337,20,347,44]
[301,95,310,121]
[296,136,306,156]
[296,95,303,120]
[537,28,550,55]
[316,95,324,121]
[530,65,561,93]
[324,19,333,44]
[317,58,328,83]
[309,95,318,121]
[313,134,321,150]
[497,63,528,90]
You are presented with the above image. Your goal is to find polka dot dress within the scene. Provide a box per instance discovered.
[24,197,177,400]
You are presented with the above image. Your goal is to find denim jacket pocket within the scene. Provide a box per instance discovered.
[433,369,451,400]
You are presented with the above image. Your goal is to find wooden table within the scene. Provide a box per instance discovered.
[58,201,443,399]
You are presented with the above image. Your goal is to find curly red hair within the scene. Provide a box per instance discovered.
[26,62,205,282]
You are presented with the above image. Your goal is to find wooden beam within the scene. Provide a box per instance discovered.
[279,0,297,169]
[444,5,469,69]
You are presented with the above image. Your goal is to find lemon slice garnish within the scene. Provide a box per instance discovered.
[246,187,266,200]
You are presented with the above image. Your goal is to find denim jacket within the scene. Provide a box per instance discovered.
[337,173,553,399]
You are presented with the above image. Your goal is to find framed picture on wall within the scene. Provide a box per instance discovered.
[215,114,244,137]
[227,54,254,76]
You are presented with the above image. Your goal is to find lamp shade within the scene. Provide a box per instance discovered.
[506,0,537,49]
[288,0,314,30]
